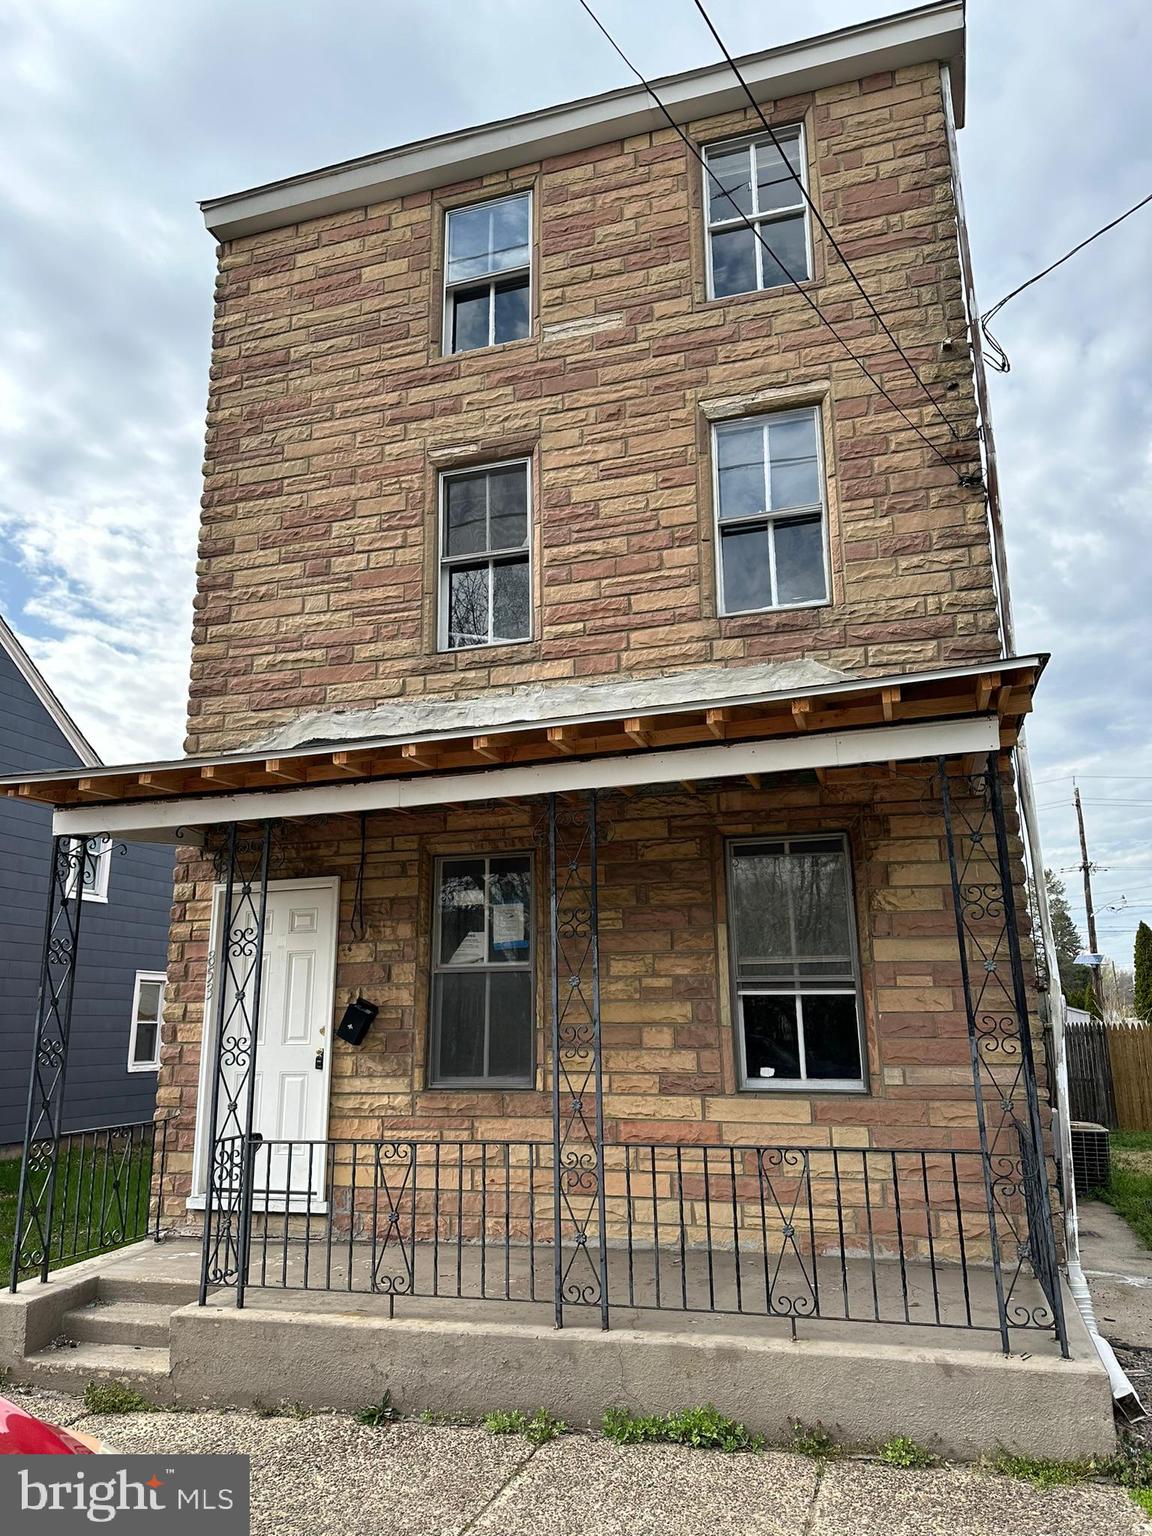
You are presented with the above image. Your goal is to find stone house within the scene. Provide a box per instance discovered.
[0,2,1111,1449]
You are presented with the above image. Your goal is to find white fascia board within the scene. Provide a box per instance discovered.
[52,715,1000,841]
[201,3,965,240]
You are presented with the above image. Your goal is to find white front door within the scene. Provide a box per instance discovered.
[195,877,339,1209]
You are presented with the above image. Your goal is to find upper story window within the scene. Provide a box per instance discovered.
[439,460,531,650]
[67,834,111,902]
[713,406,829,615]
[727,835,864,1092]
[444,192,532,354]
[704,127,809,299]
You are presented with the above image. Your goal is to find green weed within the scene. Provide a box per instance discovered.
[602,1405,763,1453]
[82,1380,154,1415]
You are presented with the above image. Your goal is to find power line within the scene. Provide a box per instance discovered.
[573,0,972,486]
[688,0,965,446]
[980,188,1152,373]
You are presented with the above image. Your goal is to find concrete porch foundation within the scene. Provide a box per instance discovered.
[0,1242,1117,1460]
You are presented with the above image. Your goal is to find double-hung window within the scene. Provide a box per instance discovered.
[127,971,165,1072]
[431,854,533,1086]
[714,407,829,614]
[444,192,531,354]
[439,460,531,649]
[727,835,865,1091]
[704,126,809,299]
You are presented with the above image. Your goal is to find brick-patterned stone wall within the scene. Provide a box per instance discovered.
[157,766,1040,1263]
[189,61,995,756]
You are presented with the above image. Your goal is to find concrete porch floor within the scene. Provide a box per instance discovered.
[0,1239,1117,1459]
[133,1237,1056,1353]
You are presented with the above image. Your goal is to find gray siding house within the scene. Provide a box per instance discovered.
[0,616,173,1147]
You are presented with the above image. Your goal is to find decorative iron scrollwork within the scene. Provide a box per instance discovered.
[549,790,608,1328]
[938,753,1068,1357]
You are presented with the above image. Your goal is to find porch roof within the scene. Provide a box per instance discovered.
[0,656,1042,840]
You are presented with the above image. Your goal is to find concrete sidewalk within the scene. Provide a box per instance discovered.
[11,1389,1147,1536]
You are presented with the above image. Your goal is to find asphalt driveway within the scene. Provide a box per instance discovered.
[11,1388,1147,1536]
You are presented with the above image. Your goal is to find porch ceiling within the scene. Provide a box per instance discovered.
[0,655,1041,836]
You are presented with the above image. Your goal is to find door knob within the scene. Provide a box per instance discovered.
[314,1048,324,1071]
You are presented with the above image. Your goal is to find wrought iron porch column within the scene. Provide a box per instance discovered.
[938,751,1070,1356]
[10,836,95,1290]
[197,821,272,1308]
[548,790,609,1330]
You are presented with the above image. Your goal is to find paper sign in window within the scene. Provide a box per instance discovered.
[448,931,486,965]
[492,902,527,950]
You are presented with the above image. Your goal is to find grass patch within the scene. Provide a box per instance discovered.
[985,1451,1094,1489]
[1099,1135,1152,1250]
[0,1145,153,1282]
[789,1421,840,1459]
[602,1406,764,1454]
[355,1393,401,1426]
[419,1409,477,1427]
[878,1436,938,1469]
[1128,1488,1152,1518]
[483,1409,566,1445]
[83,1381,154,1415]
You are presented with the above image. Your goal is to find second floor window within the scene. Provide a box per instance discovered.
[713,406,829,615]
[439,460,531,649]
[444,192,531,354]
[704,127,809,299]
[67,834,111,902]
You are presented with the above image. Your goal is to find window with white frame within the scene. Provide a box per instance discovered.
[127,971,165,1072]
[431,854,533,1086]
[727,836,864,1091]
[444,192,531,354]
[66,834,111,902]
[713,407,829,614]
[704,127,809,299]
[439,459,531,649]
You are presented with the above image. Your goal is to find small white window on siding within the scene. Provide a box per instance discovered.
[66,835,111,902]
[713,406,829,615]
[128,971,165,1072]
[704,127,810,299]
[727,835,865,1092]
[444,192,532,354]
[439,459,532,650]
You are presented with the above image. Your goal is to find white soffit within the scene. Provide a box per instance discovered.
[52,715,1000,841]
[201,2,965,240]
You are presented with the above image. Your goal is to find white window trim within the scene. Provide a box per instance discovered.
[430,850,535,1089]
[127,970,166,1073]
[712,406,831,617]
[65,834,111,903]
[437,457,533,652]
[443,189,533,356]
[727,833,867,1093]
[703,124,812,301]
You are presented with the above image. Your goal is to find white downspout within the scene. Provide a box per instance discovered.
[940,61,1142,1416]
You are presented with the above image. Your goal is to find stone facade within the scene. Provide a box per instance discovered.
[160,55,1042,1263]
[189,61,993,757]
[157,767,1034,1260]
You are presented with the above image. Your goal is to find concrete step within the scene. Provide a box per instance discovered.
[97,1274,200,1307]
[17,1342,172,1403]
[62,1302,173,1348]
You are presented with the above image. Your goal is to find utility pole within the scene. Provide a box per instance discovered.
[1075,784,1105,1014]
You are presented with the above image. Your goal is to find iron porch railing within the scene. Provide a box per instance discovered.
[214,1134,1064,1347]
[8,1117,169,1285]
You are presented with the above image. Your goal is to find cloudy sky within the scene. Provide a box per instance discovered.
[1,0,1150,969]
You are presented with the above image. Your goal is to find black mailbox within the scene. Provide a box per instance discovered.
[336,996,379,1046]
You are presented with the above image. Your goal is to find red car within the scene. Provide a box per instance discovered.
[0,1395,109,1455]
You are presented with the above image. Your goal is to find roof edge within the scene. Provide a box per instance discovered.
[202,1,965,241]
[0,614,101,769]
